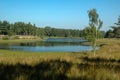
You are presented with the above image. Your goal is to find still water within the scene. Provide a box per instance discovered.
[0,38,93,52]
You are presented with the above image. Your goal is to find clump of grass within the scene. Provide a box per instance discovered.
[15,75,28,80]
[66,64,81,79]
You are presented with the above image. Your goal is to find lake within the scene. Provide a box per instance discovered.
[0,38,93,52]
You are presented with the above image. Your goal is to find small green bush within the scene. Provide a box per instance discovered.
[13,36,20,39]
[2,36,9,40]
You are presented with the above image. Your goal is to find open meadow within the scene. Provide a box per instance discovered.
[1,0,120,79]
[0,38,120,80]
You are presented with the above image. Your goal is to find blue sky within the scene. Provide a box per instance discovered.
[0,0,120,31]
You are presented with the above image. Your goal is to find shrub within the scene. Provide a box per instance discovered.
[12,36,20,39]
[2,36,9,40]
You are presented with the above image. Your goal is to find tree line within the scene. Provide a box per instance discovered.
[0,21,85,37]
[105,16,120,38]
[1,16,119,39]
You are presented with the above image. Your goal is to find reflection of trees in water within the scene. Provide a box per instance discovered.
[19,42,84,47]
[0,38,88,51]
[18,38,87,47]
[0,38,87,47]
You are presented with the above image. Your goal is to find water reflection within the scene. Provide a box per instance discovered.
[0,38,93,52]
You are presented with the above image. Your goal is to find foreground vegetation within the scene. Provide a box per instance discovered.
[0,38,120,80]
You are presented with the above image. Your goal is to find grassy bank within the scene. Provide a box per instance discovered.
[0,38,120,80]
[0,39,41,44]
[0,35,42,43]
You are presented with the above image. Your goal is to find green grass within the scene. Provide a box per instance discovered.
[0,50,75,65]
[0,39,41,44]
[0,38,120,80]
